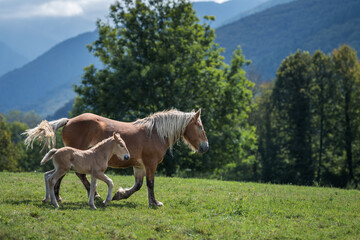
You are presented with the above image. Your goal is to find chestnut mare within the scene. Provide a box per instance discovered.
[24,109,209,206]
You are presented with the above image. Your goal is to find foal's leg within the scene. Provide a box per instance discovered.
[43,169,55,203]
[146,164,163,207]
[48,170,67,208]
[93,172,114,206]
[54,174,64,203]
[88,176,97,210]
[113,167,145,200]
[54,172,100,200]
[76,173,101,199]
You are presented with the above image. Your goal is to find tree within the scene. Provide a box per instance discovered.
[72,0,256,177]
[332,45,360,184]
[272,51,315,185]
[0,115,20,171]
[310,51,337,184]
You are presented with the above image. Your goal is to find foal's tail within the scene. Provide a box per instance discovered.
[22,118,69,152]
[40,149,57,165]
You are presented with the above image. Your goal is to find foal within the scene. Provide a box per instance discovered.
[41,132,130,209]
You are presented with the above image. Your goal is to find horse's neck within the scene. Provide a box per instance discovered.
[92,139,115,160]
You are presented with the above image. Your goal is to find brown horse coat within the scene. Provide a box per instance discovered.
[24,109,209,206]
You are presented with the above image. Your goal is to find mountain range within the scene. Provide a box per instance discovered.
[0,0,359,117]
[216,0,360,79]
[0,42,28,77]
[0,31,99,116]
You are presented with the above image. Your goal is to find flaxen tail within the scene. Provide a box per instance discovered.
[22,118,69,152]
[40,149,57,165]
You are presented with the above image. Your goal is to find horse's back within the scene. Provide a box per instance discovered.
[62,113,144,159]
[62,113,108,149]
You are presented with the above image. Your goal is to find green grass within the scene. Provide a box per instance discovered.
[0,172,359,239]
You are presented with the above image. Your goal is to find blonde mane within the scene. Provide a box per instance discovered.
[134,109,195,147]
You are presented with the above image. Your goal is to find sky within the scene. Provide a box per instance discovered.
[0,0,229,20]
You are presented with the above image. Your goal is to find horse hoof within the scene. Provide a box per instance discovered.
[56,196,62,203]
[52,202,59,208]
[112,189,127,200]
[90,205,97,210]
[95,193,101,199]
[42,198,50,203]
[149,200,163,207]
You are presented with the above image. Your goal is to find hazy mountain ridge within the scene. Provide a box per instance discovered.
[193,0,267,28]
[215,0,360,79]
[220,0,295,27]
[0,31,99,116]
[0,41,28,77]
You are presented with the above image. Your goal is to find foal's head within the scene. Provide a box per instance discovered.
[113,132,130,161]
[183,109,209,153]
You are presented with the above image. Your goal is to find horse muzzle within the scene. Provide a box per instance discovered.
[123,154,130,161]
[198,141,209,153]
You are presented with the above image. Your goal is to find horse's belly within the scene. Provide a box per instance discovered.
[108,157,142,169]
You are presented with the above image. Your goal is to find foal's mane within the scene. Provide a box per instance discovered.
[134,109,195,147]
[90,136,114,151]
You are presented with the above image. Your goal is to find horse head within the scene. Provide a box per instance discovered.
[183,109,209,153]
[113,132,130,160]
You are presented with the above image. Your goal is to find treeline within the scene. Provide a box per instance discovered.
[254,45,360,188]
[1,0,359,188]
[0,111,64,172]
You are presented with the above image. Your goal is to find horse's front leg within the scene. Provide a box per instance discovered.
[113,167,144,200]
[92,172,113,206]
[75,172,100,198]
[146,165,163,207]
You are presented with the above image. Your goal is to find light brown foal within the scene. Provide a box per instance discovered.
[41,132,130,209]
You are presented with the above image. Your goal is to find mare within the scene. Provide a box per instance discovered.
[24,109,209,206]
[41,132,130,209]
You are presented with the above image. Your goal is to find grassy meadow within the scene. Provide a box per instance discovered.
[0,172,359,239]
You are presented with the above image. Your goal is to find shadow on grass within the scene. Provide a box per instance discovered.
[4,198,140,210]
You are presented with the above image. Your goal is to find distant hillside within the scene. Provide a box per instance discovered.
[0,16,98,61]
[0,42,28,77]
[221,0,295,27]
[193,0,267,28]
[0,31,99,116]
[215,0,360,80]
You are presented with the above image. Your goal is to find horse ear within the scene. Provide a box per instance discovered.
[194,109,201,121]
[113,132,121,141]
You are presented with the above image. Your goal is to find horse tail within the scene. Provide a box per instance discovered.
[40,149,57,165]
[22,118,69,152]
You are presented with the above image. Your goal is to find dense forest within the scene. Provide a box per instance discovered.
[1,0,359,188]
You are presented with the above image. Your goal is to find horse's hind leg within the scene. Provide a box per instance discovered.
[88,176,97,210]
[43,169,55,203]
[54,174,64,203]
[113,167,144,200]
[48,170,67,208]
